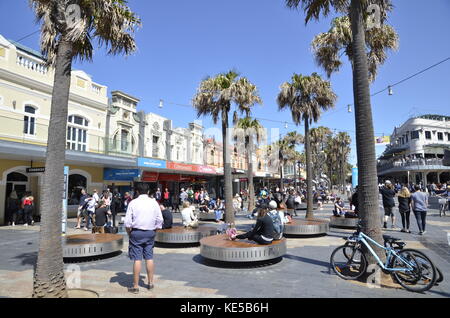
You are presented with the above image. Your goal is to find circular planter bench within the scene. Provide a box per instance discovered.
[63,234,123,259]
[329,216,359,229]
[200,234,286,262]
[283,218,329,236]
[155,226,217,244]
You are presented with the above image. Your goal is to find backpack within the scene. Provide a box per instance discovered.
[268,210,283,240]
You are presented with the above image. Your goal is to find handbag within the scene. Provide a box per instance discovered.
[226,228,237,240]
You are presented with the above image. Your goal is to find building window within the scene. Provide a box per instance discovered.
[24,106,36,135]
[437,132,443,141]
[121,130,129,152]
[411,130,420,140]
[68,174,87,205]
[405,134,408,143]
[152,136,159,157]
[425,131,431,140]
[67,115,88,152]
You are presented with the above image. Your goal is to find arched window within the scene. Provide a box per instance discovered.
[67,115,88,151]
[68,174,87,205]
[24,106,36,135]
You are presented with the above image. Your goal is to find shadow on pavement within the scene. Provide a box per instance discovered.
[14,252,37,268]
[109,272,147,289]
[192,254,283,269]
[284,254,330,269]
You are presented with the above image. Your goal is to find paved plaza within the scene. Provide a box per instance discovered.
[1,202,449,299]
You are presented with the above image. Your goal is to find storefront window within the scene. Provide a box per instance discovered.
[68,174,87,205]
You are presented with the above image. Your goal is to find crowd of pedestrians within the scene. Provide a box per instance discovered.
[379,180,450,235]
[5,191,36,227]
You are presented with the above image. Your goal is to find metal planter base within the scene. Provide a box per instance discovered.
[329,216,359,229]
[283,218,329,236]
[63,234,123,259]
[155,226,217,244]
[200,234,286,262]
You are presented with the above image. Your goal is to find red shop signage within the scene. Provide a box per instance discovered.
[158,173,181,182]
[142,171,158,182]
[167,162,196,172]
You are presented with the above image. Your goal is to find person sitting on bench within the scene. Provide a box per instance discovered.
[333,197,358,218]
[160,204,173,229]
[235,204,274,245]
[181,201,198,228]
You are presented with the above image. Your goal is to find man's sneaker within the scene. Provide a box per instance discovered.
[422,231,427,235]
[24,224,28,227]
[419,231,424,235]
[383,223,387,229]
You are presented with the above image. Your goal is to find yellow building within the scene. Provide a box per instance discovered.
[0,34,137,223]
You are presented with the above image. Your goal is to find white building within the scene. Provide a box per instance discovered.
[378,114,450,185]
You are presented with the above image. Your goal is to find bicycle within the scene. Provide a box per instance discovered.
[330,225,438,293]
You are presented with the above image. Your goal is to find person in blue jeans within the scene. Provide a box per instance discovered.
[411,185,429,235]
[214,198,224,223]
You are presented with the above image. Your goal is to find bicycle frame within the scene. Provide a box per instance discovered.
[354,232,415,272]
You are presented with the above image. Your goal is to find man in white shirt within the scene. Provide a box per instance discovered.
[124,183,163,294]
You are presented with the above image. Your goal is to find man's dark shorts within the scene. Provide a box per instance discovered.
[129,229,156,261]
[384,206,394,217]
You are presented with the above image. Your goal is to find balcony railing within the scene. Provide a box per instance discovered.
[16,53,49,75]
[378,158,445,173]
[0,114,137,158]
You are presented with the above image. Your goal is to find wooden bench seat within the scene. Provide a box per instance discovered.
[200,234,286,262]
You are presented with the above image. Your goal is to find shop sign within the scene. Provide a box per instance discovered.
[142,171,159,182]
[167,162,196,172]
[197,165,217,174]
[26,167,45,173]
[137,157,167,169]
[104,168,140,181]
[158,173,181,182]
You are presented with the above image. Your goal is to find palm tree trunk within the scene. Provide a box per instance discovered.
[247,136,255,213]
[305,119,314,219]
[33,39,73,298]
[222,111,234,225]
[279,157,284,191]
[350,0,384,266]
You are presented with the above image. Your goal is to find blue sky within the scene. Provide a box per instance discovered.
[1,0,449,165]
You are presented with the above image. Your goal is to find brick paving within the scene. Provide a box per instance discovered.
[0,202,449,298]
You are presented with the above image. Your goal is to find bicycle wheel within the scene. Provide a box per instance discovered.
[343,242,363,263]
[331,245,367,280]
[390,249,437,293]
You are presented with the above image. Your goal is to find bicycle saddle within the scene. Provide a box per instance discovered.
[383,235,402,243]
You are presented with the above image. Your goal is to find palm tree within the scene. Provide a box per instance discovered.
[30,0,139,298]
[233,117,264,213]
[193,71,262,225]
[310,126,332,184]
[312,15,398,82]
[283,131,304,190]
[277,73,337,219]
[285,0,394,266]
[335,132,352,193]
